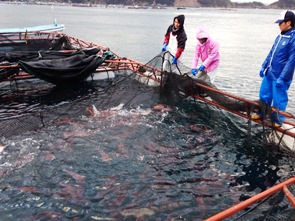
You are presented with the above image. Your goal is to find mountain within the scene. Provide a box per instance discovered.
[173,0,294,8]
[269,0,295,9]
[4,0,294,8]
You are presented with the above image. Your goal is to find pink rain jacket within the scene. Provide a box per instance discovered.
[192,27,220,72]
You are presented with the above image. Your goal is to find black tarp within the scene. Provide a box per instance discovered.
[18,52,105,85]
[0,48,100,63]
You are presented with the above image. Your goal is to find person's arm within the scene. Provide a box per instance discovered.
[279,37,295,81]
[163,26,171,45]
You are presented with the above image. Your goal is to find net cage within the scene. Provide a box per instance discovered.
[0,45,295,220]
[233,184,295,221]
[141,52,295,156]
[0,35,77,81]
[204,176,295,221]
[1,50,295,146]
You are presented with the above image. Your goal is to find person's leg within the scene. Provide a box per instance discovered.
[207,69,218,83]
[252,77,273,119]
[259,77,273,105]
[272,81,291,125]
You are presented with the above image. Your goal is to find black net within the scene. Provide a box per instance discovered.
[232,183,295,221]
[1,51,294,141]
[0,49,295,220]
[0,35,74,53]
[143,51,248,111]
[0,69,159,138]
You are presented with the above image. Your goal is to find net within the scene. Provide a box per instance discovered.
[1,51,294,142]
[0,49,295,220]
[232,180,295,221]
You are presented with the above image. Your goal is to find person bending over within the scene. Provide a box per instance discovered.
[191,26,220,83]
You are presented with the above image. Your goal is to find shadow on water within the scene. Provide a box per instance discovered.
[0,77,294,220]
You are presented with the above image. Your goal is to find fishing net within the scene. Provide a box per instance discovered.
[0,35,74,52]
[142,51,249,111]
[1,51,294,142]
[0,44,295,221]
[0,70,157,138]
[232,179,295,221]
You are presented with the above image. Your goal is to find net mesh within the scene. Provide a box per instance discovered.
[1,51,294,143]
[233,182,295,221]
[141,52,248,111]
[0,49,295,220]
[0,70,158,138]
[146,52,295,156]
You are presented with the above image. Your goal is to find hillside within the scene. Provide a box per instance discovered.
[91,0,294,8]
[3,0,294,8]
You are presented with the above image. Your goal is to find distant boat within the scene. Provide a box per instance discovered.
[0,19,65,35]
[127,5,148,9]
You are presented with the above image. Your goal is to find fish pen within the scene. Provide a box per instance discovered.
[1,31,295,220]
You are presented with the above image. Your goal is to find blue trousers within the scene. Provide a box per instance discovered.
[259,77,291,124]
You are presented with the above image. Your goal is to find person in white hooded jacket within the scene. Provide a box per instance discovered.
[191,27,220,83]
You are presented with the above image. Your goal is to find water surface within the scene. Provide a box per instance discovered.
[0,5,294,221]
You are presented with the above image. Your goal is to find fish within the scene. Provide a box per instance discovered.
[152,104,173,112]
[28,210,63,221]
[86,104,99,116]
[44,151,56,161]
[53,184,86,205]
[96,147,112,162]
[63,169,86,185]
[0,145,6,153]
[15,186,39,193]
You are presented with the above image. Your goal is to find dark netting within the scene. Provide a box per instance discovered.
[19,54,105,84]
[1,51,294,141]
[0,69,159,138]
[0,35,74,52]
[267,129,295,157]
[0,48,101,63]
[232,182,295,221]
[0,51,295,220]
[142,51,248,111]
[0,67,19,81]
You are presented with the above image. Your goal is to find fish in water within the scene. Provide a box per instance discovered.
[86,104,99,116]
[63,169,86,186]
[152,104,173,112]
[0,145,6,153]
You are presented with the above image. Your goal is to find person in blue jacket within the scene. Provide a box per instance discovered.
[252,10,295,127]
[161,14,187,65]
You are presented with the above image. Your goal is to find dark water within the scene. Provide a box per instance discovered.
[0,5,294,221]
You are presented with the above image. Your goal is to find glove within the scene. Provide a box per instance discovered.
[276,78,284,88]
[191,69,198,76]
[198,65,205,72]
[259,67,265,78]
[172,57,178,65]
[161,43,167,52]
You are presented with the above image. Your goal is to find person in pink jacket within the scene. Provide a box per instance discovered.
[191,27,220,83]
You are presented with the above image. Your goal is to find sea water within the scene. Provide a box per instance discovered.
[0,4,294,220]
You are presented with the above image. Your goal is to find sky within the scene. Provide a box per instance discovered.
[233,0,276,4]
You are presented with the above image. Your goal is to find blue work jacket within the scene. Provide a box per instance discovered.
[262,28,295,82]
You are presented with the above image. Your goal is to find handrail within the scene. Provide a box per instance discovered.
[1,32,294,131]
[204,177,295,221]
